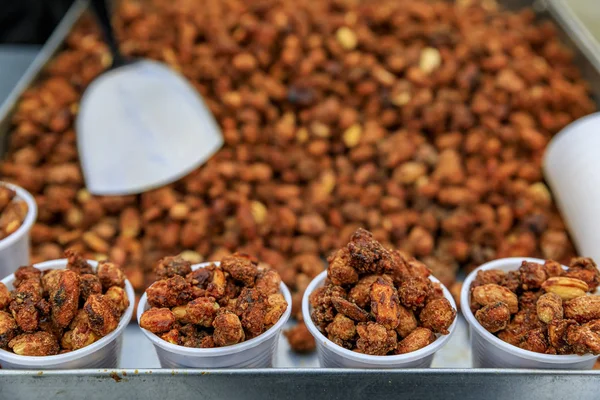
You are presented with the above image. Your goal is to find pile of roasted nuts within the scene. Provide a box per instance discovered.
[0,251,129,356]
[1,0,596,352]
[0,186,28,240]
[470,257,600,355]
[307,229,456,355]
[140,254,288,348]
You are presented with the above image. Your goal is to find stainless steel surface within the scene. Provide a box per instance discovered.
[2,368,600,400]
[0,0,599,395]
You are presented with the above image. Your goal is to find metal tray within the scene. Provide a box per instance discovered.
[1,0,600,398]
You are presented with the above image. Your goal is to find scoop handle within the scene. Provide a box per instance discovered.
[90,0,127,68]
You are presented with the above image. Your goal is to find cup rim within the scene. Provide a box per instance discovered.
[137,261,292,357]
[302,270,458,365]
[460,257,598,364]
[0,259,135,367]
[0,182,38,252]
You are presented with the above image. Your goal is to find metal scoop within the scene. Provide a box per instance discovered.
[76,0,223,195]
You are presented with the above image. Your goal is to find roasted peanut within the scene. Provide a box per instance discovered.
[96,261,125,290]
[327,247,359,286]
[566,322,600,355]
[140,308,175,334]
[566,257,600,291]
[326,313,356,348]
[50,269,80,328]
[349,275,390,309]
[536,293,563,324]
[154,255,192,279]
[79,274,102,302]
[356,322,397,356]
[564,296,600,323]
[0,310,18,347]
[475,302,511,333]
[420,298,456,334]
[213,311,245,346]
[0,282,11,309]
[519,328,548,353]
[64,249,94,275]
[9,331,59,356]
[370,278,401,329]
[14,266,41,287]
[331,296,370,322]
[548,319,577,354]
[255,268,282,296]
[220,253,257,287]
[84,294,119,336]
[519,261,548,290]
[186,297,219,327]
[264,293,287,327]
[105,286,129,316]
[395,305,418,339]
[472,284,519,314]
[0,198,28,240]
[398,277,431,309]
[62,311,99,350]
[395,327,436,355]
[41,269,63,296]
[542,277,588,301]
[544,260,564,278]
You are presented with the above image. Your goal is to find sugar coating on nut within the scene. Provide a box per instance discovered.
[50,269,80,329]
[476,302,511,333]
[420,298,457,334]
[0,310,18,347]
[396,327,436,355]
[154,255,192,280]
[213,311,245,347]
[96,261,125,290]
[472,284,518,314]
[139,308,175,334]
[9,331,59,356]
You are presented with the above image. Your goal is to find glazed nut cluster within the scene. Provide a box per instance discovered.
[470,257,600,355]
[0,251,128,356]
[2,1,596,325]
[139,253,288,348]
[310,229,456,356]
[0,186,28,240]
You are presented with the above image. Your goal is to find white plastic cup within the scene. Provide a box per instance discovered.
[302,270,458,368]
[0,259,135,369]
[0,182,37,278]
[461,257,599,369]
[137,261,292,368]
[544,112,600,263]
